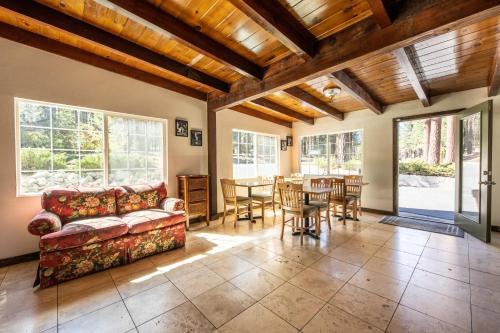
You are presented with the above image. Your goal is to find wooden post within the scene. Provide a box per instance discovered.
[207,109,218,220]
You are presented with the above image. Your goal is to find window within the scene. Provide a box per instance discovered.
[232,130,278,179]
[300,130,363,176]
[16,99,165,195]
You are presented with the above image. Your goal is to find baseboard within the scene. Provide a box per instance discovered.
[362,207,395,216]
[0,251,39,268]
[492,226,500,232]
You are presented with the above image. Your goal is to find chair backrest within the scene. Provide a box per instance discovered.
[278,182,303,214]
[330,178,346,201]
[220,179,237,201]
[344,175,363,195]
[310,178,332,201]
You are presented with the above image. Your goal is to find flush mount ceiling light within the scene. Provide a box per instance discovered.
[323,86,341,102]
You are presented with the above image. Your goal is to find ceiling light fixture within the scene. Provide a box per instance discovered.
[323,86,341,102]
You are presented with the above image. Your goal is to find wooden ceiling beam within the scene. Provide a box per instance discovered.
[393,47,430,106]
[251,98,314,125]
[230,105,293,128]
[0,22,206,101]
[228,0,316,57]
[488,48,500,97]
[329,70,383,114]
[366,0,393,28]
[96,0,263,79]
[0,0,229,92]
[208,0,500,111]
[284,87,344,121]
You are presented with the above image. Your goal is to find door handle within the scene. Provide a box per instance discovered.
[479,181,496,186]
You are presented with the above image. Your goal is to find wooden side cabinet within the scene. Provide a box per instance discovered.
[177,175,209,229]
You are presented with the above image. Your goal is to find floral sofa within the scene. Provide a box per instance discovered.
[27,182,186,288]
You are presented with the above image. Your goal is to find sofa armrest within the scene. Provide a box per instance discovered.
[160,197,185,213]
[28,211,62,236]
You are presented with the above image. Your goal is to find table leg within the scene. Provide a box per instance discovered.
[248,187,255,223]
[292,192,319,239]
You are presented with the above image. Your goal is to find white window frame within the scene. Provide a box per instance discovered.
[299,129,364,176]
[15,98,167,197]
[232,129,279,179]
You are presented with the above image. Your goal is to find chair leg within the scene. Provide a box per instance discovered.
[261,200,265,223]
[316,213,321,237]
[280,211,285,240]
[300,218,304,245]
[353,201,358,221]
[342,200,346,225]
[234,204,238,227]
[326,206,331,230]
[272,199,276,216]
[359,198,362,216]
[222,203,227,224]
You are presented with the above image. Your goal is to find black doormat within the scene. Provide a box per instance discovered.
[380,216,464,238]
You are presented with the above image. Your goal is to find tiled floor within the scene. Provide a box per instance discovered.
[1,212,500,333]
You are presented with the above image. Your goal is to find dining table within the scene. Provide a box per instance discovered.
[234,180,272,222]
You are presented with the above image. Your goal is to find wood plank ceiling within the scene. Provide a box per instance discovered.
[0,0,499,127]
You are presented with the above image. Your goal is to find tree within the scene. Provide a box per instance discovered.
[422,118,431,162]
[427,117,441,165]
[444,115,456,163]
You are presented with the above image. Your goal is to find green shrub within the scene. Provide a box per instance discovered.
[399,160,455,177]
[21,148,51,170]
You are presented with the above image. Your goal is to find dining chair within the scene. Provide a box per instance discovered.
[272,175,285,216]
[278,182,319,245]
[329,178,356,224]
[344,175,363,217]
[309,178,332,230]
[220,178,253,227]
[251,177,274,222]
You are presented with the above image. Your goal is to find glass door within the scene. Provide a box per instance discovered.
[455,101,495,242]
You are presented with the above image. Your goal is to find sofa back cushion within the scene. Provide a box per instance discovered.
[42,187,117,223]
[116,182,167,215]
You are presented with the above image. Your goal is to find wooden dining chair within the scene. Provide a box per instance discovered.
[309,178,332,230]
[329,178,356,225]
[278,182,319,245]
[251,177,274,222]
[344,175,363,217]
[272,175,285,216]
[220,179,253,227]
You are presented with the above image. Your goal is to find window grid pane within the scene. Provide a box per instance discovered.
[232,130,278,179]
[300,131,363,176]
[17,100,164,195]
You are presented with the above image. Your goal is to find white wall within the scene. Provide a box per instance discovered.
[0,38,207,259]
[216,110,292,212]
[292,88,500,227]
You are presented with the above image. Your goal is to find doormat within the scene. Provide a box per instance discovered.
[380,215,464,238]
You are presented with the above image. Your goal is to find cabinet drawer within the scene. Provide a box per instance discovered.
[189,178,207,190]
[189,190,206,203]
[188,202,207,215]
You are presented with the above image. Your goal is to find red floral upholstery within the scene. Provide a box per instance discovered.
[116,182,168,215]
[128,223,185,262]
[28,211,62,236]
[42,187,117,223]
[40,216,128,252]
[40,237,127,288]
[31,182,186,288]
[121,209,185,234]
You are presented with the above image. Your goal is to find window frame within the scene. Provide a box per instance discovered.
[15,98,167,197]
[299,129,364,176]
[232,129,280,179]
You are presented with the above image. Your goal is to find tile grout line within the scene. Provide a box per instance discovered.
[109,265,140,331]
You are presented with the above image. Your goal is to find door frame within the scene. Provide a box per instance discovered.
[392,108,464,215]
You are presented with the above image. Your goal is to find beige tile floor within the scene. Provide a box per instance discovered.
[1,212,500,333]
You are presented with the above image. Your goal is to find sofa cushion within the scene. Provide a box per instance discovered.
[121,209,185,234]
[115,182,168,215]
[42,187,117,223]
[40,216,128,252]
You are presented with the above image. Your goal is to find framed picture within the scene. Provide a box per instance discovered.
[280,139,287,151]
[191,129,202,146]
[175,119,188,137]
[286,136,293,146]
